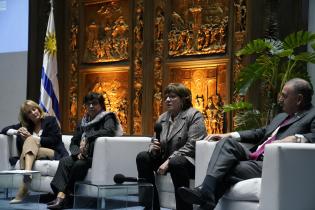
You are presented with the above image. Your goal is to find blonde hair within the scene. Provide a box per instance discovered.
[18,100,45,127]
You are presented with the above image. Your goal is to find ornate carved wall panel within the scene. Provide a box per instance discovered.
[61,0,249,134]
[153,0,165,122]
[168,0,229,57]
[132,0,144,135]
[68,0,80,131]
[82,0,130,63]
[168,59,228,133]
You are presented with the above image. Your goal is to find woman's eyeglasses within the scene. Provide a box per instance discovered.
[164,94,178,101]
[85,100,100,107]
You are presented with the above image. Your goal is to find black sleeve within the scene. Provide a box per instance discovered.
[1,123,21,134]
[85,113,117,140]
[40,117,62,149]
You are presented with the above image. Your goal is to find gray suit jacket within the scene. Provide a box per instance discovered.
[157,107,207,165]
[239,106,315,151]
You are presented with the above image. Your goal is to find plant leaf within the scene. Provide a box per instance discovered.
[236,63,263,94]
[223,102,253,112]
[276,49,293,57]
[294,52,315,63]
[283,31,315,49]
[236,39,270,56]
[233,109,262,131]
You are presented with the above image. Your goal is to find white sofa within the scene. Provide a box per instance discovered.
[0,134,152,193]
[1,134,315,210]
[0,134,179,209]
[195,140,315,210]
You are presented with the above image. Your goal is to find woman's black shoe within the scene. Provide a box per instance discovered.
[47,197,65,209]
[46,198,57,206]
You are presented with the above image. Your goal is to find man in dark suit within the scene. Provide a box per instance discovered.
[178,78,315,210]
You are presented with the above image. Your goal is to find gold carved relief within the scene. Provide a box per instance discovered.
[234,0,247,33]
[169,60,228,133]
[168,0,229,57]
[153,57,163,120]
[232,0,247,105]
[132,0,144,135]
[63,0,244,134]
[153,2,165,122]
[68,0,79,131]
[83,0,129,63]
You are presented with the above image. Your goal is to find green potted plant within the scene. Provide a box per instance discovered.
[226,31,315,130]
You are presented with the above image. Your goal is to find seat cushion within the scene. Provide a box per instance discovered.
[223,178,261,201]
[14,160,59,176]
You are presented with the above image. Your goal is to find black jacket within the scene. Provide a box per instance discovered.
[1,116,68,160]
[69,111,119,160]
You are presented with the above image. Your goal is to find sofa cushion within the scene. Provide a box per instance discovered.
[14,160,59,176]
[223,178,261,201]
[32,160,60,176]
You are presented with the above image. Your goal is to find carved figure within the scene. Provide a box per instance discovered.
[168,30,177,52]
[104,40,112,59]
[112,16,129,38]
[96,41,105,59]
[86,22,98,49]
[133,82,142,117]
[234,0,247,32]
[117,98,128,128]
[70,96,77,118]
[134,5,144,42]
[155,7,165,40]
[186,31,194,51]
[153,90,162,117]
[134,120,141,134]
[70,25,78,51]
[171,11,185,29]
[203,29,210,48]
[195,95,204,113]
[197,30,205,50]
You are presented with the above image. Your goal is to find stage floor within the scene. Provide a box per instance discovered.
[0,190,171,210]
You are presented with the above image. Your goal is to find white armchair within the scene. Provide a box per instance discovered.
[195,140,315,210]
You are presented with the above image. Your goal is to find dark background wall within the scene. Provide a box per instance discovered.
[26,0,309,133]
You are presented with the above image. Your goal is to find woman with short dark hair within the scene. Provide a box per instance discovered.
[47,92,123,209]
[136,83,207,210]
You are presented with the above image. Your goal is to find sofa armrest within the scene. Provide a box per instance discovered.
[0,134,19,170]
[195,140,217,187]
[0,134,10,170]
[61,135,72,155]
[259,143,315,210]
[195,140,254,187]
[90,136,151,185]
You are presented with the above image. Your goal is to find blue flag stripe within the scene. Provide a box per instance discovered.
[39,101,48,113]
[41,67,60,120]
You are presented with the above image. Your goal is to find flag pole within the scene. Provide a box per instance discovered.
[39,0,60,125]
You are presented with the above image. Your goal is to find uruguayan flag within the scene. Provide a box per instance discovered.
[39,3,60,123]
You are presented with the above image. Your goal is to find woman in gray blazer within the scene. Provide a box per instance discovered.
[137,83,207,210]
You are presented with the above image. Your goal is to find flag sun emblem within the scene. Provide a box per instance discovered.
[44,32,57,55]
